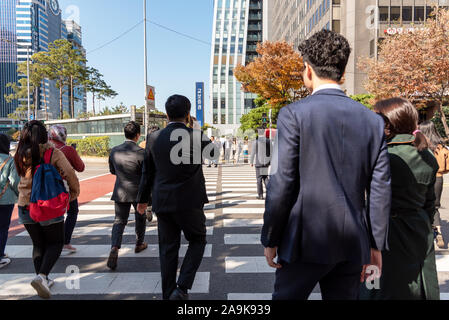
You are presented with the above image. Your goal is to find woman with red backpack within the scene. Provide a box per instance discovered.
[14,121,80,299]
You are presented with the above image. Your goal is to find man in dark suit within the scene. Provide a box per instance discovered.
[107,121,147,270]
[137,95,218,300]
[261,30,391,300]
[250,129,273,200]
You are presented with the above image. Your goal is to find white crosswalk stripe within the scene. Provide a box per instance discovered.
[1,169,220,299]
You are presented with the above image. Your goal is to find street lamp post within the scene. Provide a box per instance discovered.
[143,0,149,136]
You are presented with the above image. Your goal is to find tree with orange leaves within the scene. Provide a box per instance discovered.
[234,41,308,108]
[359,8,449,136]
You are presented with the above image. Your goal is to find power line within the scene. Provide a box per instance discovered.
[147,20,211,46]
[87,20,144,54]
[86,19,211,55]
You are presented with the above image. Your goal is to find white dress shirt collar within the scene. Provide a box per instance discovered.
[312,83,343,95]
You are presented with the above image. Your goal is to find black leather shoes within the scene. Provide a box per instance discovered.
[257,195,264,200]
[169,287,189,300]
[146,209,153,223]
[107,248,118,270]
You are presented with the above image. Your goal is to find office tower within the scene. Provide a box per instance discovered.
[210,0,265,133]
[65,19,87,117]
[268,0,449,95]
[0,0,19,118]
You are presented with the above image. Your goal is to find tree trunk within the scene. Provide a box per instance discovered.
[70,76,74,118]
[59,84,63,120]
[34,86,38,120]
[43,80,48,121]
[439,101,449,137]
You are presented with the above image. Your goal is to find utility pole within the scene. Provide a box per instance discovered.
[143,0,149,136]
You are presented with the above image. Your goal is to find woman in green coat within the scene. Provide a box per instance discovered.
[360,97,440,300]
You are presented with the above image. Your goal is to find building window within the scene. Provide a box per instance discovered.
[402,6,412,22]
[414,6,424,22]
[332,0,340,4]
[390,6,400,22]
[369,39,375,57]
[426,6,434,20]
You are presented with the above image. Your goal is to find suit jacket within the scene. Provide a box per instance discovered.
[250,137,273,168]
[109,141,145,203]
[137,123,218,214]
[261,89,391,266]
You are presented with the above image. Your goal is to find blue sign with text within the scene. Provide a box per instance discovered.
[195,82,204,128]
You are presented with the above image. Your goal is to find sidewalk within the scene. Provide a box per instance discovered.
[7,173,114,238]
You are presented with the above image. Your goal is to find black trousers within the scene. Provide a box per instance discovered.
[434,176,444,227]
[111,202,146,249]
[156,208,207,300]
[24,221,65,276]
[273,259,362,300]
[64,199,79,245]
[256,167,269,197]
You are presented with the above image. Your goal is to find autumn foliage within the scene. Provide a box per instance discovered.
[234,41,308,107]
[359,8,449,135]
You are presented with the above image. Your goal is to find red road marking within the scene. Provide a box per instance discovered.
[8,174,115,238]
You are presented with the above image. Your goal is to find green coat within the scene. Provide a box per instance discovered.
[0,153,19,205]
[360,134,440,300]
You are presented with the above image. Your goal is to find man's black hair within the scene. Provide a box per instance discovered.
[298,30,351,82]
[165,95,191,120]
[124,121,141,140]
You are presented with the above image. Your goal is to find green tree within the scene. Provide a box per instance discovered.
[82,67,117,116]
[240,105,280,132]
[350,94,375,110]
[32,39,87,119]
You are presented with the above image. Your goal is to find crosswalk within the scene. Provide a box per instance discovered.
[0,169,219,299]
[2,164,449,299]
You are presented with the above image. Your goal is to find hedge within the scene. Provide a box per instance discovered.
[66,136,110,157]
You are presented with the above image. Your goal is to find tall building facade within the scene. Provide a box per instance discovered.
[65,20,87,117]
[16,0,67,119]
[209,0,265,133]
[268,0,449,96]
[0,0,83,120]
[0,0,19,118]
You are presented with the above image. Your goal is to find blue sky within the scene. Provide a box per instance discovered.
[59,0,213,122]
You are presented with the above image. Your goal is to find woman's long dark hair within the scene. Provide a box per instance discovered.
[14,121,48,177]
[374,97,428,152]
[419,120,444,152]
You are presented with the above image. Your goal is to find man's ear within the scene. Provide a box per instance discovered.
[306,64,313,82]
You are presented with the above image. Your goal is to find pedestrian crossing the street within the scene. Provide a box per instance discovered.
[0,169,219,299]
[3,165,449,300]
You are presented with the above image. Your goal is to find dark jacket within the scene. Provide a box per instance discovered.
[360,134,440,300]
[136,123,218,213]
[261,89,392,266]
[109,140,145,203]
[250,137,272,168]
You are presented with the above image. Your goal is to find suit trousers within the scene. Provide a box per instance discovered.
[156,208,207,300]
[111,202,146,249]
[273,259,362,300]
[256,167,269,197]
[433,176,443,227]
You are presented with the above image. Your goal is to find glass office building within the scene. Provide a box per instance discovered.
[0,0,19,118]
[0,0,77,120]
[209,0,265,133]
[65,20,87,118]
[268,0,449,95]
